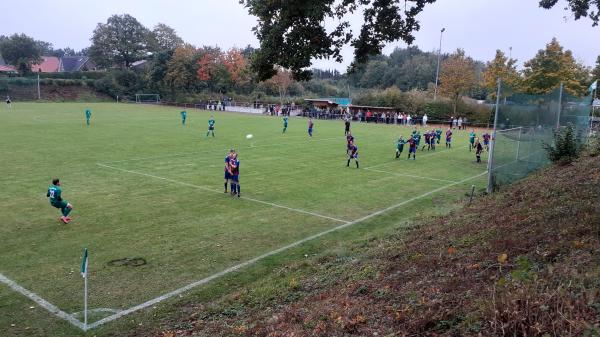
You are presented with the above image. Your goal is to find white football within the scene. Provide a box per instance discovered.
[246,134,253,139]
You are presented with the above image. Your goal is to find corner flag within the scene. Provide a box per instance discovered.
[80,248,88,278]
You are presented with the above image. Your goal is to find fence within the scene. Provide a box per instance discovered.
[487,81,592,192]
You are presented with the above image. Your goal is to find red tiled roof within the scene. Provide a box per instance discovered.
[31,56,60,73]
[0,64,17,72]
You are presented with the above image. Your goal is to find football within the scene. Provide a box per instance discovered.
[246,134,253,139]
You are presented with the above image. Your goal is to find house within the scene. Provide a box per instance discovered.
[31,56,61,73]
[59,56,96,72]
[30,55,96,73]
[0,64,18,76]
[131,60,149,71]
[304,97,352,109]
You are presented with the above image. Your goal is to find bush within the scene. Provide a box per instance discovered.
[543,124,582,164]
[588,133,600,157]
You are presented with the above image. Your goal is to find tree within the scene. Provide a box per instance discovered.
[521,38,589,96]
[150,23,184,51]
[222,48,250,85]
[266,68,294,104]
[196,48,222,82]
[241,0,600,81]
[592,55,600,81]
[89,14,152,68]
[482,50,521,99]
[439,49,477,115]
[0,33,41,75]
[539,0,600,26]
[165,44,199,91]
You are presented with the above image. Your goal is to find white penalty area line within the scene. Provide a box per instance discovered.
[86,169,488,330]
[363,167,459,184]
[95,163,349,224]
[0,273,85,330]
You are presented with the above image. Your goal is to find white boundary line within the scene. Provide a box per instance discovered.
[364,167,460,184]
[0,273,85,330]
[87,169,488,330]
[96,163,349,224]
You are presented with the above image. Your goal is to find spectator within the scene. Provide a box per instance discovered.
[453,117,458,129]
[407,114,412,125]
[422,113,428,126]
[458,117,463,130]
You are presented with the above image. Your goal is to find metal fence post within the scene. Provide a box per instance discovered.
[557,82,563,129]
[487,78,502,194]
[515,126,522,161]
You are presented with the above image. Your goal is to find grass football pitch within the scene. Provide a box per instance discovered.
[0,102,489,334]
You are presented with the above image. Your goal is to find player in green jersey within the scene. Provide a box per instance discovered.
[468,129,476,151]
[395,136,406,159]
[206,115,216,137]
[181,110,187,125]
[282,116,288,133]
[46,178,73,224]
[85,108,92,126]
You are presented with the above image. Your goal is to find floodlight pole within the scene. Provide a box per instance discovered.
[557,82,564,129]
[433,28,445,101]
[37,74,41,100]
[487,78,502,194]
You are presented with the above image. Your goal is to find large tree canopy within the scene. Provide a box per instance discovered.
[150,23,184,52]
[242,0,600,81]
[539,0,600,26]
[0,33,42,75]
[89,14,152,68]
[521,38,590,96]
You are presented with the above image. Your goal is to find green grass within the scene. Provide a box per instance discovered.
[0,102,489,336]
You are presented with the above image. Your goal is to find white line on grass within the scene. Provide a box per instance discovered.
[0,273,85,330]
[364,167,459,184]
[86,169,488,330]
[96,163,349,224]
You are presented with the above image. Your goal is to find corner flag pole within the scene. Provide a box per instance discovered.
[80,248,89,329]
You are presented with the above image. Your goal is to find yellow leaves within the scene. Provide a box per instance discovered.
[232,324,247,334]
[447,247,457,255]
[467,263,480,270]
[162,331,175,337]
[571,240,585,248]
[498,253,508,264]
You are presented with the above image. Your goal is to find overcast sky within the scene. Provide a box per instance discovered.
[1,0,599,71]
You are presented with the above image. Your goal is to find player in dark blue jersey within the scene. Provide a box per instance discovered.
[407,137,417,160]
[482,132,491,151]
[422,131,436,151]
[223,149,235,193]
[346,133,354,155]
[428,130,436,151]
[347,143,359,168]
[445,128,453,148]
[229,153,240,197]
[308,118,314,137]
